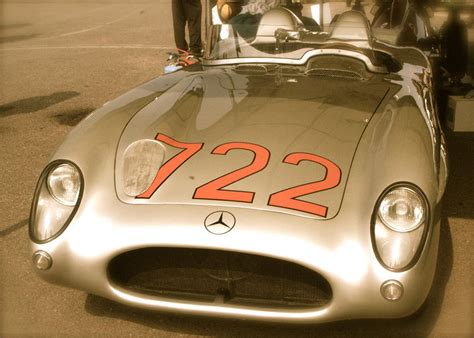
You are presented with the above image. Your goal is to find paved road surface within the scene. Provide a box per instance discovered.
[0,1,472,337]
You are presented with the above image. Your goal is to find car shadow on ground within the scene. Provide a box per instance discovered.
[0,91,80,118]
[0,23,31,30]
[0,33,40,43]
[84,214,453,337]
[84,131,472,337]
[52,107,94,126]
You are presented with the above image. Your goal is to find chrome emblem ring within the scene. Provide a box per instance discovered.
[204,211,236,235]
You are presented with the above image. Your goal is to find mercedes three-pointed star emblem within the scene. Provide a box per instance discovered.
[204,211,236,235]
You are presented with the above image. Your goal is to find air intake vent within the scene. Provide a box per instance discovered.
[306,55,368,80]
[108,248,332,309]
[234,64,274,74]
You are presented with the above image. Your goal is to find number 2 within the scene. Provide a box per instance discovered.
[267,153,341,217]
[193,142,270,203]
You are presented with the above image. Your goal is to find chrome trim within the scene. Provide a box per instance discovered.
[374,39,431,67]
[380,280,404,301]
[110,284,333,321]
[203,48,388,73]
[33,251,53,270]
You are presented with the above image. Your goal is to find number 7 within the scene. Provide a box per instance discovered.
[136,134,203,199]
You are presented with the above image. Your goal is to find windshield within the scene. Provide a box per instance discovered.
[204,0,378,63]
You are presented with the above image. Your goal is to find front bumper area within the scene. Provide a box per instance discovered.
[30,202,440,323]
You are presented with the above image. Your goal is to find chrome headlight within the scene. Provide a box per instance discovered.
[372,184,429,271]
[378,188,425,232]
[30,161,83,243]
[47,164,81,206]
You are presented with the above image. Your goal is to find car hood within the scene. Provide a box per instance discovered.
[116,69,389,219]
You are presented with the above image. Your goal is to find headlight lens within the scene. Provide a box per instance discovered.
[373,185,429,271]
[30,161,83,243]
[122,139,165,196]
[47,164,81,206]
[378,187,425,232]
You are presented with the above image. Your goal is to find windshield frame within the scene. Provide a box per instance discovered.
[202,45,388,73]
[202,2,391,73]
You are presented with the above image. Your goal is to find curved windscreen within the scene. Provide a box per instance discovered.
[205,1,375,62]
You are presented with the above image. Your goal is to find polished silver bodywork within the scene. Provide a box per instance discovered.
[30,10,448,323]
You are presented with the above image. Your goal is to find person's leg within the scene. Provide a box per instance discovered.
[184,0,202,55]
[172,0,188,52]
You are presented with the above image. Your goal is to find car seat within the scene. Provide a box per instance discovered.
[252,7,303,44]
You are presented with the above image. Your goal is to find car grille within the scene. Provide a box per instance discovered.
[108,248,332,309]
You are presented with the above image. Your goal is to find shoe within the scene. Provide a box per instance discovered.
[177,48,190,56]
[189,49,203,58]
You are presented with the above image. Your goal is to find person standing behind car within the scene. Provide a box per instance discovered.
[240,0,279,16]
[440,6,468,85]
[218,0,280,38]
[172,0,202,56]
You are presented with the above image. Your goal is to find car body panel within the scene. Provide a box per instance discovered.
[116,69,391,219]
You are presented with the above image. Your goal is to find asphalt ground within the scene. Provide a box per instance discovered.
[0,1,472,337]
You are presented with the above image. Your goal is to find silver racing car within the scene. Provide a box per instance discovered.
[29,2,448,323]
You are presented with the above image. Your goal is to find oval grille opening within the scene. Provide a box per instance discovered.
[108,248,332,309]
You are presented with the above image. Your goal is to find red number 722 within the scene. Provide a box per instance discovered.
[137,133,341,218]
